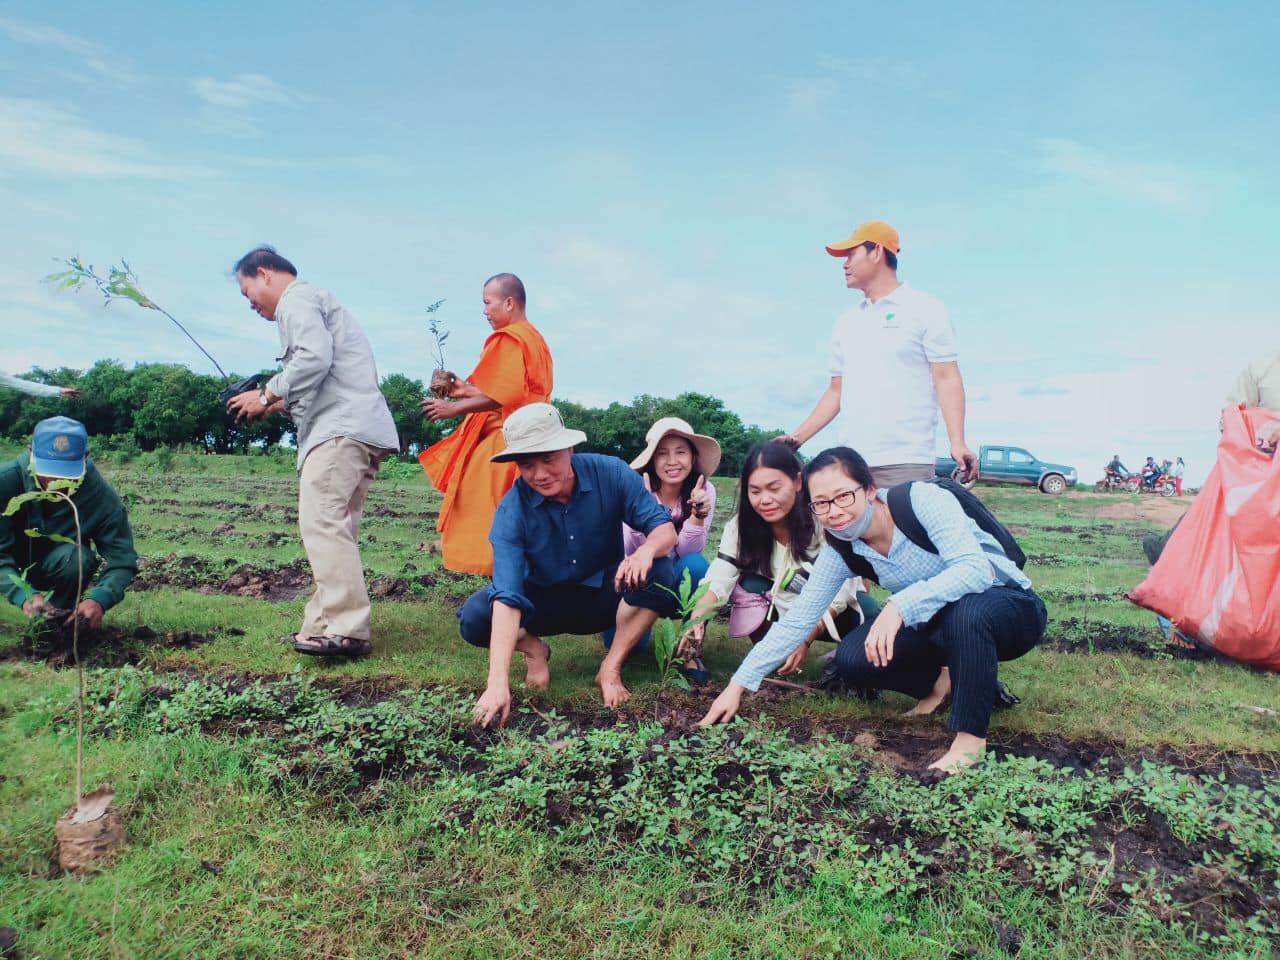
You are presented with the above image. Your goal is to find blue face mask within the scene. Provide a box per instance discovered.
[826,497,875,541]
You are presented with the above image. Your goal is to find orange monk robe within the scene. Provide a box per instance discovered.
[419,319,553,574]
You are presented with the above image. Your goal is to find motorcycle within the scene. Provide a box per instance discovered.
[1136,472,1177,497]
[1094,471,1132,493]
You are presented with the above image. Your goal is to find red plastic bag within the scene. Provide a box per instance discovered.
[1128,405,1280,671]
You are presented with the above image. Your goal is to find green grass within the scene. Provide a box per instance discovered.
[1,457,1277,958]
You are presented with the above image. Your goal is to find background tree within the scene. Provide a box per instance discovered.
[3,361,781,473]
[379,373,445,456]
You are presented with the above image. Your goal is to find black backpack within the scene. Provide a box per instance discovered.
[824,478,1026,584]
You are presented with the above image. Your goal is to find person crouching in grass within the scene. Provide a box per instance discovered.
[0,417,137,630]
[701,446,1046,773]
[459,403,679,727]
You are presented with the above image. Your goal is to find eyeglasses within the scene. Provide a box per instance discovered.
[809,487,862,515]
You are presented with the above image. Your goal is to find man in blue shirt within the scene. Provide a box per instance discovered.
[459,404,678,726]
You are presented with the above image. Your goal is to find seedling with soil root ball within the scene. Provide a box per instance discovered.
[3,482,124,874]
[424,299,457,398]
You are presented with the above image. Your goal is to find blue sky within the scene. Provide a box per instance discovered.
[2,2,1276,483]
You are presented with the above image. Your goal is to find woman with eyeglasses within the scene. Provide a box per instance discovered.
[701,446,1046,773]
[680,441,870,683]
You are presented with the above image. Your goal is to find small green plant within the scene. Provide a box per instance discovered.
[652,568,713,693]
[424,299,449,371]
[4,480,88,807]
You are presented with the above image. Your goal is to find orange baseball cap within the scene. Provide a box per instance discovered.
[825,220,900,257]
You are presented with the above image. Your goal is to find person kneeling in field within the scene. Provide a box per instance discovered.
[0,417,138,630]
[460,403,679,726]
[701,447,1046,773]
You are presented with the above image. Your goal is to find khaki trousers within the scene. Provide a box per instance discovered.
[869,462,936,487]
[297,437,384,640]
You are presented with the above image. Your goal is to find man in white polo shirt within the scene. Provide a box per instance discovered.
[782,220,978,487]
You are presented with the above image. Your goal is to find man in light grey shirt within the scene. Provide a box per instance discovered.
[227,246,398,657]
[1,372,80,399]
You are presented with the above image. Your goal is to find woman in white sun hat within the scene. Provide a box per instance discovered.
[605,417,720,678]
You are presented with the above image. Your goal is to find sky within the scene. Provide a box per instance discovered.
[2,1,1277,484]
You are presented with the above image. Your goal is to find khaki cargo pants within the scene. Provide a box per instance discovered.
[297,437,387,641]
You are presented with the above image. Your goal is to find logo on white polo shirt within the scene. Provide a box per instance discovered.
[883,312,899,328]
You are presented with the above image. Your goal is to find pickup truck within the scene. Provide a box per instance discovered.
[936,445,1078,495]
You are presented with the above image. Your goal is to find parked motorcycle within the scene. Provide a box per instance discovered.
[1094,471,1131,492]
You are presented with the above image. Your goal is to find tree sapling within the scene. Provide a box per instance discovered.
[3,481,124,872]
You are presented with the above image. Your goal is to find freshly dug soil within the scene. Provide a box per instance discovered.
[2,623,218,668]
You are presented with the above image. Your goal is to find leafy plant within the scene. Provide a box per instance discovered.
[424,299,449,371]
[45,257,231,381]
[652,568,713,693]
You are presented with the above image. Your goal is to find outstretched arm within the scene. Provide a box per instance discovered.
[782,377,842,448]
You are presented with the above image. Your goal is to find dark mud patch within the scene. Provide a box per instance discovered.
[1024,553,1065,566]
[1043,617,1228,662]
[133,555,475,603]
[219,562,312,601]
[2,624,221,668]
[368,569,478,603]
[363,504,440,522]
[133,555,312,600]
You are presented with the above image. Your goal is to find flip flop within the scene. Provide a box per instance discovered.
[293,635,373,659]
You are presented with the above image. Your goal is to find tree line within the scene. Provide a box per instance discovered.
[2,362,783,477]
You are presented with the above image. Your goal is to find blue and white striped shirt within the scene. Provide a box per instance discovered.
[731,482,1032,691]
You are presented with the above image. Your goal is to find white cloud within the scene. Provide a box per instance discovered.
[1036,138,1197,210]
[192,73,304,109]
[0,97,194,179]
[189,73,309,138]
[816,53,928,88]
[0,15,136,81]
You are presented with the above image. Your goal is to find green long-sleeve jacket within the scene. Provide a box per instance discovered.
[0,453,138,611]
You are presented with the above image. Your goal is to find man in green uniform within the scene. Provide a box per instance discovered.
[0,417,137,630]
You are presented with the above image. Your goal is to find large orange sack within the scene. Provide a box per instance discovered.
[1128,405,1280,671]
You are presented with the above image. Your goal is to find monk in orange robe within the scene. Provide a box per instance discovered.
[420,273,553,574]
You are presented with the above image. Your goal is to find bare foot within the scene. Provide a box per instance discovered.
[927,733,986,773]
[596,669,631,708]
[903,667,951,716]
[521,637,551,690]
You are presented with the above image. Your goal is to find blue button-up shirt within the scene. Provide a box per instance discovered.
[488,453,673,612]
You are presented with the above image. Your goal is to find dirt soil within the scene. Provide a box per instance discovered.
[1085,496,1193,526]
[2,623,221,668]
[1042,617,1226,661]
[133,555,473,603]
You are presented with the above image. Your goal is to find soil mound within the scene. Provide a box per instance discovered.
[3,623,218,668]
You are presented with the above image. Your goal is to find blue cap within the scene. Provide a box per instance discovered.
[31,416,88,479]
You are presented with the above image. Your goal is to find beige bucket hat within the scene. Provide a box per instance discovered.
[629,417,722,478]
[490,403,588,463]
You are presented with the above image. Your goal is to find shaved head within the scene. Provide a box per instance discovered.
[484,273,526,308]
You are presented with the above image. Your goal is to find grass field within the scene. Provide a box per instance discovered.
[1,450,1276,959]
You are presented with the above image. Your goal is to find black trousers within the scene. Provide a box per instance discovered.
[458,557,678,648]
[832,585,1047,737]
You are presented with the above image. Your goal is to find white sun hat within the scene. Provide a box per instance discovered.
[629,417,721,478]
[490,403,588,463]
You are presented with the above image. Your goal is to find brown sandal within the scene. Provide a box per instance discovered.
[293,635,373,659]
